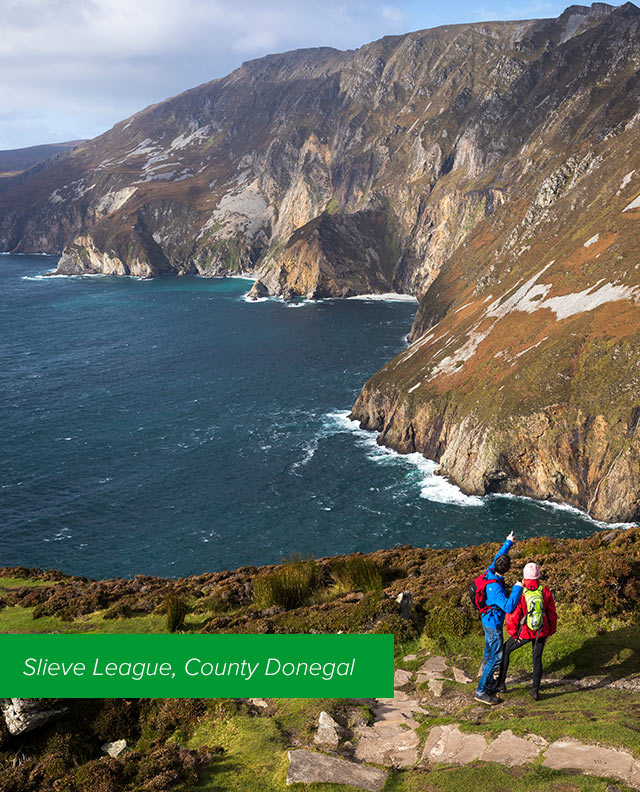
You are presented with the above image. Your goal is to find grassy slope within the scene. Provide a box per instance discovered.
[1,570,638,792]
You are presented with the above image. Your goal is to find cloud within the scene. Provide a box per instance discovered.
[0,0,573,149]
[0,0,408,148]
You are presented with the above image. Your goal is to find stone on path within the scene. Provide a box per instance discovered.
[421,724,487,765]
[452,667,472,684]
[314,711,343,749]
[416,656,448,684]
[101,739,128,758]
[354,689,426,768]
[480,730,546,766]
[355,722,419,768]
[428,679,444,697]
[419,656,447,675]
[394,669,412,688]
[287,749,387,791]
[375,690,427,720]
[544,738,640,790]
[403,654,417,662]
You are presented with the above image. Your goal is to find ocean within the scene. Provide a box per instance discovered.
[1,254,610,579]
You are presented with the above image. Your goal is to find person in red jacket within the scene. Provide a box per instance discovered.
[495,562,557,700]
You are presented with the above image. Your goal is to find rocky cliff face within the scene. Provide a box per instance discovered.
[350,3,640,522]
[1,3,634,300]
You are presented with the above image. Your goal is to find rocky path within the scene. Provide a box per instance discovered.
[286,652,640,791]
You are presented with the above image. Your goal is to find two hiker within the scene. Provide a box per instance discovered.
[472,532,556,705]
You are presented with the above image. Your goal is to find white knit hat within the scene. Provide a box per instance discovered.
[523,562,540,579]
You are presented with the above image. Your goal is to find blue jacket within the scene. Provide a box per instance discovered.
[480,539,523,629]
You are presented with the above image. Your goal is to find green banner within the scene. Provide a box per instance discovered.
[0,633,394,698]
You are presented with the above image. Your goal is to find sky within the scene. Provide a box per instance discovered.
[1,0,585,150]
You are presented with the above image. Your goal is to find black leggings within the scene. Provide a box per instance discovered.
[497,635,547,690]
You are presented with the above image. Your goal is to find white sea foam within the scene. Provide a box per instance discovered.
[284,299,317,308]
[242,292,316,306]
[244,292,418,307]
[492,492,634,528]
[243,292,268,302]
[323,411,483,507]
[346,293,418,302]
[22,272,60,280]
[291,438,319,473]
[22,272,153,282]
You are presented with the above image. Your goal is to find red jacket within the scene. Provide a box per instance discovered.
[505,580,557,640]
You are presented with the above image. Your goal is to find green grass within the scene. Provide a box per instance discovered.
[0,576,58,589]
[190,714,289,790]
[475,685,640,755]
[166,594,189,632]
[324,197,341,215]
[384,762,634,791]
[188,701,379,792]
[0,606,83,634]
[0,606,202,634]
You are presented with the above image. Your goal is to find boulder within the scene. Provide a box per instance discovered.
[355,722,419,767]
[313,711,343,749]
[1,698,69,736]
[101,739,128,758]
[393,668,412,688]
[428,679,444,697]
[286,749,387,791]
[395,592,413,619]
[249,698,270,709]
[416,655,448,683]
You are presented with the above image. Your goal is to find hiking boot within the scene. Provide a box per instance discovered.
[474,691,501,706]
[531,688,539,701]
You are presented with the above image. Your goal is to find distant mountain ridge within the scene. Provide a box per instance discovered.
[3,2,640,521]
[0,141,85,179]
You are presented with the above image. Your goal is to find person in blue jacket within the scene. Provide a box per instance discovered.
[475,531,523,705]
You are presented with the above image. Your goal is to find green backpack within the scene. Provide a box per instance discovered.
[523,588,544,632]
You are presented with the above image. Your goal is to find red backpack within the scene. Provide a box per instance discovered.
[469,570,501,614]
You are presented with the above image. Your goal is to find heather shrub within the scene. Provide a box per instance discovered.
[253,555,321,610]
[331,556,383,592]
[165,595,189,633]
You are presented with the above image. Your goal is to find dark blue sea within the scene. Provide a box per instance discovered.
[1,255,611,579]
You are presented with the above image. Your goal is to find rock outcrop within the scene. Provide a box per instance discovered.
[0,698,69,736]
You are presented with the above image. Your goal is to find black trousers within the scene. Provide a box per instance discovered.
[496,635,547,690]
